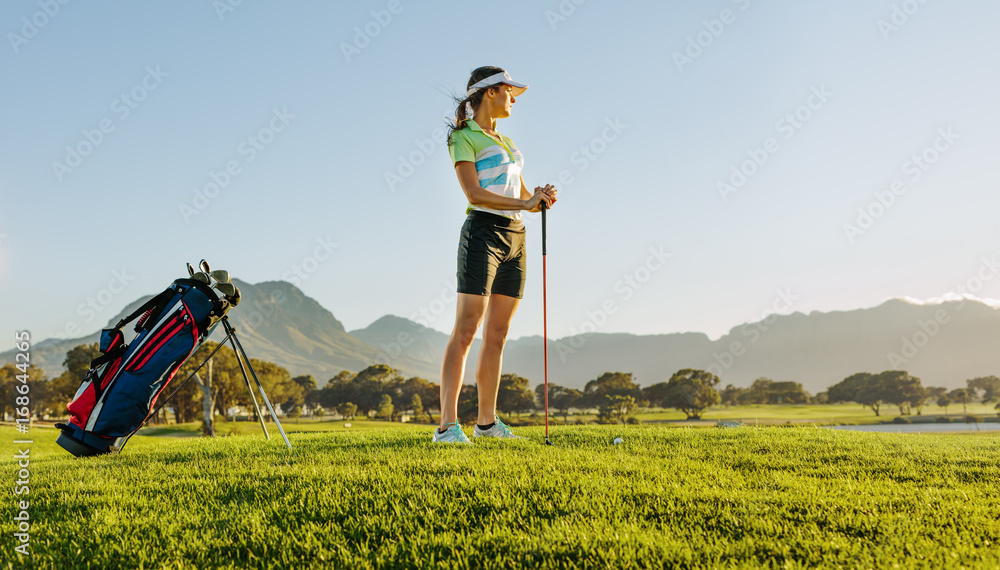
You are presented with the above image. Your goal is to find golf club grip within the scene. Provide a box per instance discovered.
[541,204,547,256]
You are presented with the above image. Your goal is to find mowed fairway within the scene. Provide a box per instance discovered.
[2,425,998,569]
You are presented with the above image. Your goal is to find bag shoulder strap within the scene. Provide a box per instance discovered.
[113,288,175,331]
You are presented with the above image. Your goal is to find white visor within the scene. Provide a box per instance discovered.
[466,71,528,98]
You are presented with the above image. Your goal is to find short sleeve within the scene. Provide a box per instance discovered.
[449,129,475,165]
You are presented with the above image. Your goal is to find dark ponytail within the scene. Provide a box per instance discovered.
[447,66,505,145]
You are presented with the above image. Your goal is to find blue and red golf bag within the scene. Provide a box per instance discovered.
[56,278,231,457]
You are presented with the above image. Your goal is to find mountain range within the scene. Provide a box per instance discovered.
[6,279,999,393]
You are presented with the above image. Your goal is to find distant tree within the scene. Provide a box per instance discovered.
[336,402,357,420]
[249,359,302,418]
[910,384,930,415]
[730,378,810,405]
[63,343,102,380]
[410,394,423,422]
[174,343,223,424]
[37,370,76,418]
[313,366,403,417]
[720,384,745,407]
[598,395,636,425]
[661,369,721,420]
[642,382,671,408]
[925,387,947,402]
[878,371,924,416]
[457,384,479,425]
[812,391,829,405]
[395,377,437,419]
[948,388,970,414]
[937,395,951,415]
[174,342,246,421]
[967,376,1000,405]
[745,378,774,404]
[0,363,50,420]
[583,372,641,408]
[497,373,535,416]
[536,384,583,421]
[292,375,317,411]
[769,381,810,404]
[828,372,887,416]
[314,370,354,410]
[352,365,403,416]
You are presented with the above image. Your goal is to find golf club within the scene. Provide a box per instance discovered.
[199,259,211,274]
[191,272,211,285]
[214,282,237,298]
[542,203,551,446]
[228,285,242,306]
[186,263,196,277]
[211,269,231,283]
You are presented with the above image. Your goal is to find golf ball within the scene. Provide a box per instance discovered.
[613,437,623,445]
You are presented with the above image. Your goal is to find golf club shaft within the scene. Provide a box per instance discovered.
[542,204,549,442]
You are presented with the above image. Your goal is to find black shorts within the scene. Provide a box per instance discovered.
[456,210,527,299]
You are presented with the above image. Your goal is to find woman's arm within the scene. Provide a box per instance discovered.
[455,162,553,211]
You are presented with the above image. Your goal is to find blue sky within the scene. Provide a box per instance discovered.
[2,0,998,345]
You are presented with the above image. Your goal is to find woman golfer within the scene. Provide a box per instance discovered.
[434,66,557,443]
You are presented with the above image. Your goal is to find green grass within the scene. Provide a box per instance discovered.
[2,425,998,569]
[132,418,426,439]
[553,403,1000,426]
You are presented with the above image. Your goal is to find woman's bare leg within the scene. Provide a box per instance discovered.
[476,293,520,425]
[439,293,489,429]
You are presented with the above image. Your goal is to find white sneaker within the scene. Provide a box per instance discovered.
[473,417,521,439]
[433,422,471,443]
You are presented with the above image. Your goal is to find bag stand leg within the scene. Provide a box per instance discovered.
[226,321,270,439]
[222,318,292,450]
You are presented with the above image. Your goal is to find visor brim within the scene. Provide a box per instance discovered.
[502,81,528,97]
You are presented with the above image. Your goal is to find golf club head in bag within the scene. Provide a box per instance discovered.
[210,269,230,284]
[199,259,211,273]
[213,282,240,307]
[191,272,211,285]
[214,281,236,298]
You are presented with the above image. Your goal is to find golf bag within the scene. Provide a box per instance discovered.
[56,278,231,457]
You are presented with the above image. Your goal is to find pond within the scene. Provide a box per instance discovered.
[825,422,1000,434]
